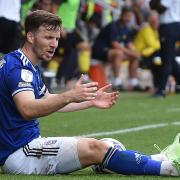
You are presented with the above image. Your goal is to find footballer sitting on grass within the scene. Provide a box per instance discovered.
[0,10,180,176]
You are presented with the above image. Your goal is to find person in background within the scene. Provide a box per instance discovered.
[92,6,141,91]
[149,0,180,97]
[134,10,161,92]
[0,0,22,55]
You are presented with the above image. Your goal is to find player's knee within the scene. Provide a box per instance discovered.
[87,138,110,163]
[109,49,123,59]
[90,138,109,150]
[77,138,109,166]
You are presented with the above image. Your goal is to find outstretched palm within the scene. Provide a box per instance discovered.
[91,84,119,109]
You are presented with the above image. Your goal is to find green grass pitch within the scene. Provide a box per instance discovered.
[1,92,180,180]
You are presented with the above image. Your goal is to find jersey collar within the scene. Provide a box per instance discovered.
[17,49,37,72]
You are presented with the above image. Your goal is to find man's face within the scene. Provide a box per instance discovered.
[149,15,159,30]
[121,11,133,25]
[31,26,60,61]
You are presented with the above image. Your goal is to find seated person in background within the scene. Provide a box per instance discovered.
[134,10,161,91]
[92,6,141,91]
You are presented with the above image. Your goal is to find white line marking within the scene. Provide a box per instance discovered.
[80,122,180,138]
[167,108,180,112]
[172,121,180,125]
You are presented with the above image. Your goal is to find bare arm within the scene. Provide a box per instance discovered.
[13,76,98,120]
[112,41,140,59]
[126,42,140,59]
[58,101,93,112]
[14,91,75,119]
[58,84,119,112]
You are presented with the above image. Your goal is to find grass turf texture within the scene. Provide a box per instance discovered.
[1,92,180,180]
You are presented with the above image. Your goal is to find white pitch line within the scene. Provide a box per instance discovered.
[80,121,180,138]
[167,108,180,112]
[172,121,180,125]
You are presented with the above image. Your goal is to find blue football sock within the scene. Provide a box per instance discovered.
[102,147,162,175]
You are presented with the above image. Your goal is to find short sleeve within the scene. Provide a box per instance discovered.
[6,67,34,97]
[109,23,119,43]
[125,29,133,44]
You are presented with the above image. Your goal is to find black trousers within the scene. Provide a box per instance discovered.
[0,17,22,54]
[141,51,161,89]
[158,22,180,93]
[56,30,83,82]
[56,49,78,82]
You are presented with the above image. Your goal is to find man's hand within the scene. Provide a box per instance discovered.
[91,84,119,109]
[68,75,99,103]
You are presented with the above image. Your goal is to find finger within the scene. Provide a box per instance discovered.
[83,93,97,101]
[116,93,119,98]
[76,74,84,85]
[111,93,119,101]
[109,92,119,98]
[111,92,119,98]
[84,82,98,88]
[99,84,112,92]
[85,92,97,97]
[114,91,119,97]
[113,91,119,96]
[113,94,119,101]
[85,86,98,92]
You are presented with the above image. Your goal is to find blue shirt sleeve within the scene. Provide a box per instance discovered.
[109,22,120,43]
[6,67,34,97]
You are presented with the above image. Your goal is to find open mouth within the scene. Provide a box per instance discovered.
[47,50,55,57]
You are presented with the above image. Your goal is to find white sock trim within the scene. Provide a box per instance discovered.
[160,161,179,176]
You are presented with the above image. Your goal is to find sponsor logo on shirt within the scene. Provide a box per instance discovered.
[18,82,32,88]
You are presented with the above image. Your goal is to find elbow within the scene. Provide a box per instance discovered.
[21,113,35,121]
[20,108,37,120]
[22,115,34,121]
[134,52,141,60]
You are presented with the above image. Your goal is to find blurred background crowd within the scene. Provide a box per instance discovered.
[0,0,180,97]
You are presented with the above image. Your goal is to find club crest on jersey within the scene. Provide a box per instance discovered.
[0,59,6,69]
[21,69,33,82]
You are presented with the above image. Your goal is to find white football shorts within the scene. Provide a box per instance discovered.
[2,137,82,175]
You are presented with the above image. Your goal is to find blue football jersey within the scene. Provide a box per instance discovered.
[0,49,47,165]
